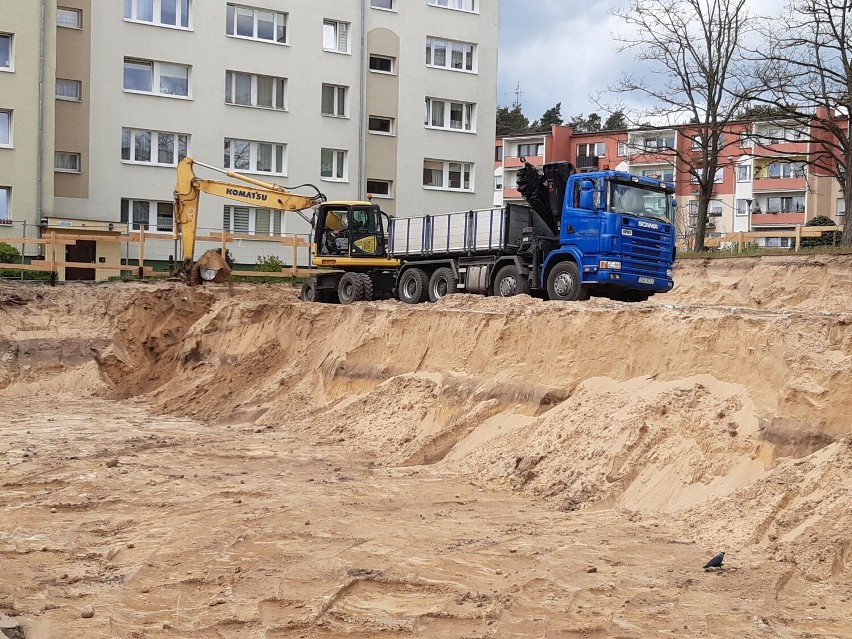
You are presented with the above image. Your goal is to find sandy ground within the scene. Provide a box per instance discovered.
[1,254,851,638]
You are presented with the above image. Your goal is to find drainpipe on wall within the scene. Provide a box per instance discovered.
[358,0,366,200]
[37,0,47,227]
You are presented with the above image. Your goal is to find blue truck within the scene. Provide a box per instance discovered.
[301,161,677,304]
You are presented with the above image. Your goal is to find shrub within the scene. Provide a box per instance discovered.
[800,215,841,248]
[0,242,21,264]
[255,255,285,272]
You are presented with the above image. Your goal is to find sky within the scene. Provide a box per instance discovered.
[497,0,782,124]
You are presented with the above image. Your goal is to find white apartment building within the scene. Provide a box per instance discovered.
[1,0,499,271]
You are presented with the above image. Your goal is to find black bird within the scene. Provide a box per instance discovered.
[703,551,725,569]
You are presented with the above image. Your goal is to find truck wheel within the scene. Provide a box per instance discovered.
[494,265,529,297]
[300,278,321,302]
[398,268,429,304]
[356,273,374,301]
[338,272,364,305]
[546,261,586,301]
[428,267,458,302]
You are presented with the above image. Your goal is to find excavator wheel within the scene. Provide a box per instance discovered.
[300,277,324,303]
[355,273,374,301]
[337,272,365,305]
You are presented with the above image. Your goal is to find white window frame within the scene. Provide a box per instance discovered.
[366,179,392,198]
[691,133,724,149]
[222,206,286,236]
[368,55,394,74]
[225,71,287,110]
[226,4,287,44]
[423,159,473,192]
[122,128,189,167]
[426,37,476,73]
[427,0,477,13]
[370,0,395,10]
[321,84,348,118]
[690,167,724,184]
[617,141,627,156]
[0,187,10,222]
[766,195,805,214]
[368,116,394,135]
[0,109,11,147]
[494,175,503,190]
[577,142,606,157]
[424,97,476,132]
[737,164,752,182]
[55,152,81,173]
[516,143,543,158]
[320,148,348,182]
[739,131,753,148]
[121,198,174,232]
[57,7,82,29]
[0,33,12,72]
[224,138,286,176]
[766,161,805,179]
[123,58,191,98]
[641,168,673,182]
[323,19,350,54]
[837,198,846,216]
[124,0,191,29]
[736,199,750,216]
[56,79,82,101]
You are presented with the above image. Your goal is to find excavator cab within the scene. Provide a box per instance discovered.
[314,203,390,262]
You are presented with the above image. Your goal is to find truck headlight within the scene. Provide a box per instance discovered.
[600,260,622,270]
[666,269,673,277]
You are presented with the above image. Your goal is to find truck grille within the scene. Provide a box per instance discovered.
[621,224,672,275]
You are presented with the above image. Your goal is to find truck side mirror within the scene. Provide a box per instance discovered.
[579,180,596,211]
[672,198,677,208]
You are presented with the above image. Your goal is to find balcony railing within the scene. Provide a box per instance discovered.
[576,155,599,169]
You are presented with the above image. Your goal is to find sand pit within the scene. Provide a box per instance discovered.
[1,254,851,637]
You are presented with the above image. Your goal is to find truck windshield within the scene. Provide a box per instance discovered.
[608,182,673,223]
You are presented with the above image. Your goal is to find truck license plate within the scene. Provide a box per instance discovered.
[638,277,655,284]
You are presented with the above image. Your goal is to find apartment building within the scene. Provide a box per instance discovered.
[2,0,499,276]
[495,117,847,247]
[0,0,57,238]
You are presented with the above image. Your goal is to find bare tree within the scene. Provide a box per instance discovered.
[748,0,852,245]
[608,0,758,250]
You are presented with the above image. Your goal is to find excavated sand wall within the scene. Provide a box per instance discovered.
[1,254,851,582]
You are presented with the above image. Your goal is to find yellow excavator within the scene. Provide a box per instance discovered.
[172,157,399,296]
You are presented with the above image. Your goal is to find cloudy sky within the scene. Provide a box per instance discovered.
[497,0,783,124]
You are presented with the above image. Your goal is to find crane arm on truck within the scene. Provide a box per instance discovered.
[172,157,326,283]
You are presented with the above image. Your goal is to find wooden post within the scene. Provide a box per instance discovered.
[737,231,744,253]
[290,236,297,278]
[138,225,145,278]
[221,228,227,256]
[794,225,802,252]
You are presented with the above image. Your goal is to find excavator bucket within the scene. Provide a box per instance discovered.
[189,249,234,291]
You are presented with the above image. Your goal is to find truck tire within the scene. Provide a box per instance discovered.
[356,273,374,301]
[338,272,364,305]
[300,278,322,302]
[398,268,429,304]
[428,267,458,302]
[493,264,529,297]
[546,261,587,302]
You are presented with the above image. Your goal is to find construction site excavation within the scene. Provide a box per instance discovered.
[2,254,852,639]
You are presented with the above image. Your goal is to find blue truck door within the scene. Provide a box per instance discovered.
[561,178,602,265]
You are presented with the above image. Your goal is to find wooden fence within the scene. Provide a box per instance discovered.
[702,225,845,252]
[0,228,314,280]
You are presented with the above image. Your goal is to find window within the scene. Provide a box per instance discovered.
[643,135,674,150]
[224,138,285,174]
[321,148,347,181]
[55,152,81,173]
[366,179,392,197]
[688,200,723,218]
[737,164,752,182]
[124,0,190,28]
[0,34,11,70]
[426,37,475,72]
[494,175,503,190]
[495,145,503,162]
[57,7,82,28]
[428,0,476,12]
[739,131,752,148]
[122,128,188,166]
[767,196,805,214]
[123,58,189,97]
[423,159,473,191]
[577,142,606,157]
[369,55,394,73]
[0,110,10,146]
[641,168,673,182]
[121,199,174,231]
[690,167,724,183]
[321,84,347,117]
[517,143,543,157]
[222,206,284,235]
[736,199,750,216]
[617,141,627,156]
[766,161,805,179]
[370,0,394,9]
[691,133,724,149]
[226,4,286,43]
[56,79,81,101]
[838,198,846,216]
[225,71,286,110]
[323,20,349,53]
[424,98,475,132]
[368,116,393,135]
[0,187,9,221]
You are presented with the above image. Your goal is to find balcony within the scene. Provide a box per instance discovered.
[751,212,805,226]
[752,176,806,191]
[504,155,543,169]
[576,155,599,170]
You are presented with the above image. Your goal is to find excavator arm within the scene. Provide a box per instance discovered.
[172,157,326,282]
